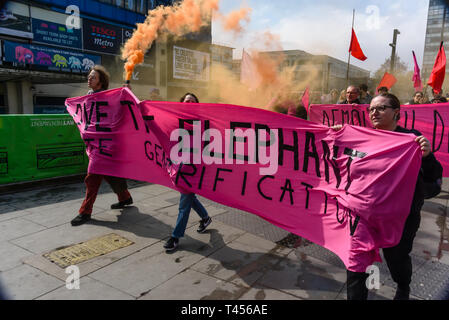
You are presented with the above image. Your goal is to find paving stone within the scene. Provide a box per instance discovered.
[191,240,288,288]
[88,244,204,298]
[132,184,175,196]
[0,242,33,272]
[10,223,119,254]
[1,264,63,300]
[335,283,401,300]
[413,212,444,259]
[238,285,302,300]
[37,276,134,300]
[0,218,47,242]
[22,201,105,228]
[234,233,292,255]
[256,252,346,300]
[0,205,33,222]
[139,269,248,300]
[89,189,154,211]
[93,205,159,226]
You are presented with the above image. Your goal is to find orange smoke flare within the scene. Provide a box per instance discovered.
[121,0,251,81]
[124,50,144,81]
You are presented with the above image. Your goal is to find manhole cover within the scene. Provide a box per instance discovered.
[43,233,134,268]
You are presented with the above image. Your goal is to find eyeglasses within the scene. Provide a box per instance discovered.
[367,105,396,113]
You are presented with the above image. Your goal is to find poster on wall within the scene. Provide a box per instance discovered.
[83,19,123,55]
[173,46,210,82]
[32,18,82,49]
[2,40,101,73]
[0,5,33,39]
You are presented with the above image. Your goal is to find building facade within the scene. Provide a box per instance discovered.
[422,0,449,88]
[233,50,370,100]
[0,0,212,114]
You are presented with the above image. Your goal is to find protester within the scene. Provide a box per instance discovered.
[407,91,423,105]
[377,86,389,94]
[329,89,340,104]
[337,85,361,104]
[337,89,347,104]
[359,84,372,104]
[149,88,162,100]
[71,65,133,226]
[420,95,430,104]
[431,96,448,103]
[163,93,212,251]
[334,93,443,300]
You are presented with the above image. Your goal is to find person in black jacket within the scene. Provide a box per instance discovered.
[344,93,443,300]
[337,85,361,104]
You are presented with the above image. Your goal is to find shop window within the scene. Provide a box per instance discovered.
[34,96,68,114]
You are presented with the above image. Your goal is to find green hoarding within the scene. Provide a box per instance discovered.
[0,114,88,185]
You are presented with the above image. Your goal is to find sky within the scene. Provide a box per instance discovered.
[212,0,430,74]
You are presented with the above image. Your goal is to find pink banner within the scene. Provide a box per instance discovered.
[66,88,422,272]
[309,103,449,176]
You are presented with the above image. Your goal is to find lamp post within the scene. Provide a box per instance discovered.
[389,29,400,74]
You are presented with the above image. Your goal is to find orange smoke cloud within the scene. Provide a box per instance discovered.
[222,7,251,33]
[206,30,320,112]
[122,0,251,81]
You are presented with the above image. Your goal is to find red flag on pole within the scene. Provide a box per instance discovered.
[377,72,397,92]
[349,28,367,61]
[412,51,423,92]
[302,87,310,113]
[427,42,446,94]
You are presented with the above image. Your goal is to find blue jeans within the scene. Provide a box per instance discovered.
[172,193,209,239]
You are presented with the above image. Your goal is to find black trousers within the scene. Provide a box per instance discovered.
[346,207,422,300]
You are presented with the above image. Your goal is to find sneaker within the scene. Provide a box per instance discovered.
[111,197,133,209]
[163,237,179,251]
[71,214,91,226]
[197,217,212,233]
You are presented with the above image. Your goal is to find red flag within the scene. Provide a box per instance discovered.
[428,42,446,94]
[412,50,423,92]
[302,87,310,113]
[349,28,367,61]
[377,72,397,92]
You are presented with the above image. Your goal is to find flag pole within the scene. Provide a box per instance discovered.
[346,9,355,87]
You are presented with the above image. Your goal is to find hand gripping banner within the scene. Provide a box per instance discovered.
[309,103,449,176]
[66,88,422,272]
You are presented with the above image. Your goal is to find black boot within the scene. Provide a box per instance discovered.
[111,197,133,209]
[71,214,91,226]
[393,285,410,300]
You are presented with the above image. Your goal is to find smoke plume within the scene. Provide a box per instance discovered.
[122,0,251,80]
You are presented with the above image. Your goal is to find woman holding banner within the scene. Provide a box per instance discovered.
[335,93,443,300]
[163,93,212,251]
[71,65,133,226]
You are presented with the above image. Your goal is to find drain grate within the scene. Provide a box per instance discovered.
[43,233,134,268]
